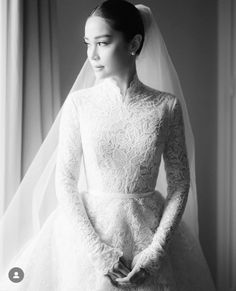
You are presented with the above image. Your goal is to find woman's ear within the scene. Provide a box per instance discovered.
[129,34,142,55]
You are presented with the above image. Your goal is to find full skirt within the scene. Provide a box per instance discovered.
[0,190,216,291]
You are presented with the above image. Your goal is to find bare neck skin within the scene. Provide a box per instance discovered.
[95,60,137,99]
[112,62,137,97]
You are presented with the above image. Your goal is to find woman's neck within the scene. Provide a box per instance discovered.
[109,65,137,97]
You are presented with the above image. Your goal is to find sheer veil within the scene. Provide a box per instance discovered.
[0,4,199,277]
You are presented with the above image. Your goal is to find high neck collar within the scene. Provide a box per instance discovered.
[99,73,142,103]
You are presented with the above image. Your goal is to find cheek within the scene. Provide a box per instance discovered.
[105,46,129,67]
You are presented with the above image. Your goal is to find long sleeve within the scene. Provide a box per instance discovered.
[131,96,190,274]
[153,96,190,248]
[55,93,123,274]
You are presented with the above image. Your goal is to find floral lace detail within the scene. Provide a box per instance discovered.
[101,72,143,103]
[56,74,191,284]
[55,95,124,275]
[0,75,216,290]
[131,243,165,276]
[143,96,191,271]
[79,76,172,194]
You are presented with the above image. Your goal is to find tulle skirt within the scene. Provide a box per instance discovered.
[0,190,216,291]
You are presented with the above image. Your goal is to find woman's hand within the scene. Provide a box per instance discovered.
[106,255,149,288]
[105,256,148,288]
[130,245,165,276]
[115,265,149,288]
[105,256,133,287]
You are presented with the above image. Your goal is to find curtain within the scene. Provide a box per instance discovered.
[22,0,61,176]
[0,0,61,217]
[0,0,23,216]
[217,0,236,289]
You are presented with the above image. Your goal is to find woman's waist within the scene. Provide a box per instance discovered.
[86,188,160,199]
[81,189,165,237]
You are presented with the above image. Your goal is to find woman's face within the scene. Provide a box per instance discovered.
[84,16,132,81]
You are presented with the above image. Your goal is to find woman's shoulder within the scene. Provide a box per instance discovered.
[65,84,101,107]
[67,86,96,100]
[140,81,177,105]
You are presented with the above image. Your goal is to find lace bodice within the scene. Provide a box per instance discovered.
[55,73,190,275]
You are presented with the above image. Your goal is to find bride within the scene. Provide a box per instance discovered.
[0,0,216,290]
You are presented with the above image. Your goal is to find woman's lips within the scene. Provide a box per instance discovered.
[93,66,104,71]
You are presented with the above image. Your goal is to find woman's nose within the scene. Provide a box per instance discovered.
[89,45,100,60]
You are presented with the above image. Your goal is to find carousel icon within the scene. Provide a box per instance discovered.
[8,267,24,283]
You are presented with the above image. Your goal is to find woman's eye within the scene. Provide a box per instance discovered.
[83,41,90,46]
[83,41,108,47]
[98,42,108,46]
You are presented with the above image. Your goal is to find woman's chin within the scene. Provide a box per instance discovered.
[94,70,109,82]
[94,70,103,77]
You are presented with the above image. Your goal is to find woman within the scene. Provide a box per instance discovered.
[0,0,216,290]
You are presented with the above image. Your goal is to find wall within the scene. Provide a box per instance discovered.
[56,0,218,284]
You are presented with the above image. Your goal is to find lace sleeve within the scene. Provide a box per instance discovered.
[55,93,123,274]
[154,96,190,246]
[131,96,190,275]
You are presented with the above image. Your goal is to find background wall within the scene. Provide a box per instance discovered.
[56,0,218,284]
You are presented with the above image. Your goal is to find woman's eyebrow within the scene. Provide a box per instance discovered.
[83,35,112,40]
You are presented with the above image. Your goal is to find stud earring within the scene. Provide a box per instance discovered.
[130,51,135,56]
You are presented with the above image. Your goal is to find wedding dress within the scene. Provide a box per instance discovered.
[0,4,216,291]
[0,73,216,290]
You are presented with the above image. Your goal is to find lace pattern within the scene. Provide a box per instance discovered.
[56,73,190,279]
[55,94,123,275]
[0,74,216,291]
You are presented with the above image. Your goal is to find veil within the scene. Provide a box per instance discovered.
[0,4,199,277]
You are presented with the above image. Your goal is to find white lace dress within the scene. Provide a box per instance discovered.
[0,74,216,290]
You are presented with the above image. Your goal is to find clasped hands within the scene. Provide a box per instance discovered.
[106,247,164,288]
[106,255,148,288]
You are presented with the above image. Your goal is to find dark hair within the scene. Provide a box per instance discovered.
[89,0,145,55]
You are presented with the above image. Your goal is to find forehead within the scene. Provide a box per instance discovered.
[84,16,117,39]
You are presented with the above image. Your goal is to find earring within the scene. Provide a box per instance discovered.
[130,51,135,56]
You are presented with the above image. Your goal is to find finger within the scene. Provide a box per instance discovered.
[115,278,144,285]
[111,278,137,289]
[116,279,138,288]
[107,275,119,288]
[107,271,119,279]
[112,261,130,276]
[119,260,131,274]
[115,276,131,284]
[116,266,138,282]
[116,268,147,284]
[119,257,131,271]
[110,268,127,278]
[118,278,144,287]
[106,273,131,288]
[117,275,146,288]
[117,282,137,288]
[116,264,130,276]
